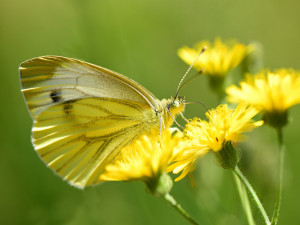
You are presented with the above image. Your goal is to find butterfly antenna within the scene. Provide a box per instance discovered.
[175,46,207,98]
[185,101,211,116]
[176,70,204,94]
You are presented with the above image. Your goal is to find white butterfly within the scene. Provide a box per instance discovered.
[19,56,185,188]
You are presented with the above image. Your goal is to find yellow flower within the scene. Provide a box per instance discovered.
[168,104,263,181]
[226,69,300,128]
[178,38,253,76]
[100,129,182,194]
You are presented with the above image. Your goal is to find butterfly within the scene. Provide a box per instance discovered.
[19,56,185,188]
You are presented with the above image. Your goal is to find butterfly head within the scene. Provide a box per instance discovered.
[169,95,185,114]
[162,96,185,121]
[159,96,185,128]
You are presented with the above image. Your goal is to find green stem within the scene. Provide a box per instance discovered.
[233,173,256,225]
[163,193,199,225]
[271,128,285,225]
[233,166,270,225]
[208,74,226,104]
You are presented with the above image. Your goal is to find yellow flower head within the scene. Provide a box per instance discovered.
[178,38,253,76]
[227,69,300,112]
[169,104,263,181]
[100,129,181,183]
[226,69,300,127]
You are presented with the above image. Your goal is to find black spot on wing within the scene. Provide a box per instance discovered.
[50,90,62,103]
[63,100,76,114]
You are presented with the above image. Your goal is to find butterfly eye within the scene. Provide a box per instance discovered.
[173,100,180,108]
[172,96,185,108]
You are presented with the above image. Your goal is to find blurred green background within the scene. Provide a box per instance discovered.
[1,0,300,224]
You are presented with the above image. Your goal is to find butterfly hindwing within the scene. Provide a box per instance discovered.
[33,97,158,187]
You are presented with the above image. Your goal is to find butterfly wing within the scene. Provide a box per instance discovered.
[33,97,158,187]
[19,56,161,188]
[20,56,158,120]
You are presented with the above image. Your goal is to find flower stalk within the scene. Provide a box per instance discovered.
[233,173,256,225]
[233,166,270,225]
[163,193,199,225]
[271,128,285,225]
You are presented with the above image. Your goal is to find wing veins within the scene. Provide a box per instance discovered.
[87,130,141,185]
[56,140,97,174]
[37,121,144,158]
[39,135,83,158]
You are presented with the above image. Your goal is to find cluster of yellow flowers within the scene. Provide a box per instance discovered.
[100,38,300,195]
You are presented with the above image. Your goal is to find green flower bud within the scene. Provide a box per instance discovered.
[146,172,173,196]
[214,141,240,169]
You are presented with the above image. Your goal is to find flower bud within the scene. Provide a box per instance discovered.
[214,141,239,169]
[146,172,173,196]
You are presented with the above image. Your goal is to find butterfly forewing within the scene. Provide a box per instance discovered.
[19,56,158,120]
